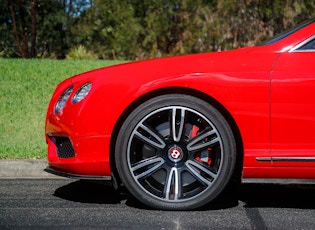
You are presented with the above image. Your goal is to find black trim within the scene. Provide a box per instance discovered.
[272,157,315,162]
[44,167,112,181]
[256,157,315,162]
[256,157,272,162]
[264,18,315,45]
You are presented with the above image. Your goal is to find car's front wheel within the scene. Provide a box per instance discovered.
[115,94,237,210]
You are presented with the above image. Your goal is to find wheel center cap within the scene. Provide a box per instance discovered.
[168,145,184,163]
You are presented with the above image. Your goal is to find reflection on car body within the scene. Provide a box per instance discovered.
[45,19,315,210]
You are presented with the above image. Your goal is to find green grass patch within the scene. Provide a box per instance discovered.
[0,59,126,159]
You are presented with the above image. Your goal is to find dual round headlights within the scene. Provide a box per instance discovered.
[54,82,92,114]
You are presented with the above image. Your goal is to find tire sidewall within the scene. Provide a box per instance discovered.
[115,94,236,210]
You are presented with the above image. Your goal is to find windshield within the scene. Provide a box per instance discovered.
[264,18,315,45]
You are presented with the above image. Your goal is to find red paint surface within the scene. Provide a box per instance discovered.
[46,21,315,179]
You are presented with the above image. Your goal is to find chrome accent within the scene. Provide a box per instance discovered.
[131,157,165,180]
[134,123,166,149]
[165,167,180,201]
[168,145,183,162]
[186,160,216,185]
[290,35,315,52]
[272,157,315,162]
[242,178,315,185]
[256,157,315,162]
[187,129,218,152]
[172,107,185,142]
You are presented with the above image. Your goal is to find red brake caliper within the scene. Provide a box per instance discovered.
[191,126,212,166]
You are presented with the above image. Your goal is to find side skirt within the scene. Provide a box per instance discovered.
[242,178,315,185]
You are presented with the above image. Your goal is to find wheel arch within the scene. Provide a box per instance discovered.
[109,87,244,184]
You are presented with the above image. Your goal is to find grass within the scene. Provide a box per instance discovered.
[0,59,126,159]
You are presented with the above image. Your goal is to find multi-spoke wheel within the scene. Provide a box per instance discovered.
[115,94,236,210]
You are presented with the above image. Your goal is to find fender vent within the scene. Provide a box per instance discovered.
[56,137,75,158]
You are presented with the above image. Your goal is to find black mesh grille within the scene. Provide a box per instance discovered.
[56,137,75,158]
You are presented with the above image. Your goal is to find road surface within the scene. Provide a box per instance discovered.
[0,179,314,229]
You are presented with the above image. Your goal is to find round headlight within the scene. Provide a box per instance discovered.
[72,82,92,104]
[54,85,74,114]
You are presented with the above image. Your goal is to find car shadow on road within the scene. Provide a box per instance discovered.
[53,180,315,210]
[239,183,315,209]
[53,180,124,204]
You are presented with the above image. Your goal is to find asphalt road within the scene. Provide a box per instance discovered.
[1,179,315,229]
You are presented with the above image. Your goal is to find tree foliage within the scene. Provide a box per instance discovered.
[1,0,315,59]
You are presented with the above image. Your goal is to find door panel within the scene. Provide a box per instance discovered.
[272,51,315,167]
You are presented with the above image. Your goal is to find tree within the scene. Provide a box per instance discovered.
[71,0,143,59]
[0,0,90,58]
[1,0,315,59]
[5,0,37,58]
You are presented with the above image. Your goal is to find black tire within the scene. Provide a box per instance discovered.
[115,94,237,210]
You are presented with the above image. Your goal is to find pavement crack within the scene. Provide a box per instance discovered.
[245,207,268,230]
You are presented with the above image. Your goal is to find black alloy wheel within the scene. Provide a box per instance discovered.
[115,94,237,210]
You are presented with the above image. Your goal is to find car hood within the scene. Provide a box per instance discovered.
[69,46,257,84]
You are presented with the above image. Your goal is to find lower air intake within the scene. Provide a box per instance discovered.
[56,137,75,158]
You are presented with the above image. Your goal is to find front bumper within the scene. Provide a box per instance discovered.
[46,134,112,177]
[45,76,114,179]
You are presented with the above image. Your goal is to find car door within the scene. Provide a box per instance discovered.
[271,36,315,169]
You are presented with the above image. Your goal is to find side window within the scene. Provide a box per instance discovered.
[296,38,315,51]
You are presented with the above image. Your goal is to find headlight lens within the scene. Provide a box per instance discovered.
[72,82,92,104]
[54,85,74,114]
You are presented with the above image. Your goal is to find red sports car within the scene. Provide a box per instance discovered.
[45,19,315,210]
